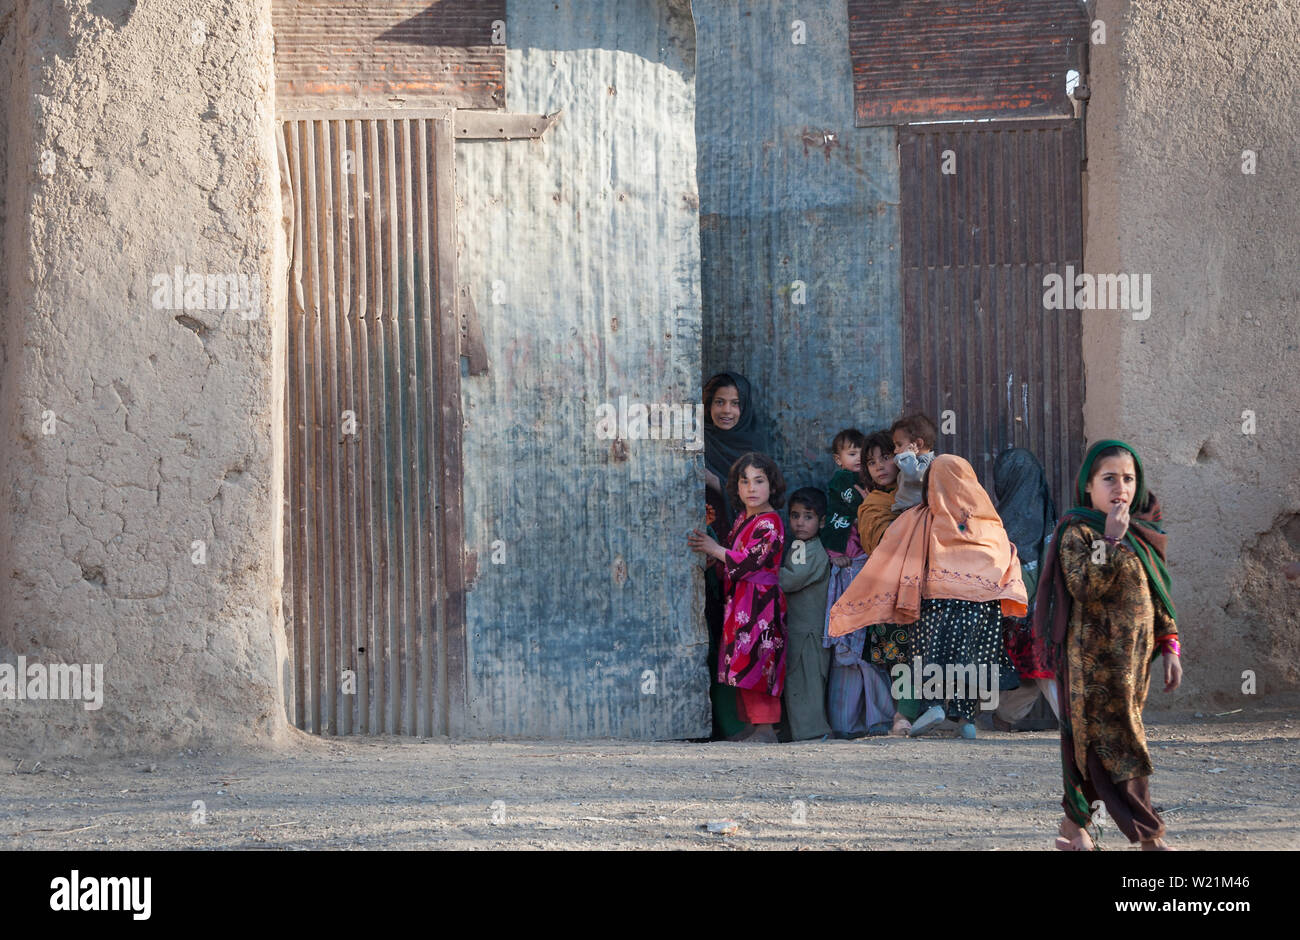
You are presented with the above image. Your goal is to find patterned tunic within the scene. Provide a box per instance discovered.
[717,511,787,697]
[1059,522,1177,782]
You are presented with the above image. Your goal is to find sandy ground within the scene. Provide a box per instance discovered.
[2,708,1296,851]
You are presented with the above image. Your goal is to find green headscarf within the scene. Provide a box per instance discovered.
[1059,439,1176,621]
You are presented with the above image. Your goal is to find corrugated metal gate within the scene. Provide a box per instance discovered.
[899,118,1085,507]
[278,110,466,736]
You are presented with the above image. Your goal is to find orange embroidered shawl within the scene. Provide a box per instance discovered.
[829,455,1027,635]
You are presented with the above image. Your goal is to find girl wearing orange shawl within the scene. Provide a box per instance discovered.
[830,455,1027,739]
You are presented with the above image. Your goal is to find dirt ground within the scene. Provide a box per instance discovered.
[2,708,1296,851]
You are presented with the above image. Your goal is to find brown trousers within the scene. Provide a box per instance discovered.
[1069,744,1166,843]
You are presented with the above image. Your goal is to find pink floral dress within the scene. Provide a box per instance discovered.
[716,511,787,697]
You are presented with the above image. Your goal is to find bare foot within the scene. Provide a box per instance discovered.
[1054,816,1094,851]
[889,714,912,736]
[745,725,779,744]
[1141,837,1173,851]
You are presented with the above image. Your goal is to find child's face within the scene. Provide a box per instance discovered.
[709,385,741,430]
[788,503,821,541]
[737,465,772,511]
[892,430,929,455]
[1085,454,1137,513]
[866,446,898,487]
[834,444,862,474]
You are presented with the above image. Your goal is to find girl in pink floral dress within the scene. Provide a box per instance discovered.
[688,452,787,743]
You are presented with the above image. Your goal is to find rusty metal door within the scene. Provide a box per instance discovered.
[899,118,1085,507]
[278,110,466,736]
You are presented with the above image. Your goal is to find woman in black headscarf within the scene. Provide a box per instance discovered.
[703,372,769,537]
[700,372,770,739]
[992,447,1061,726]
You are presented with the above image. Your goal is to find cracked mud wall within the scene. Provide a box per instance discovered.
[1084,0,1300,708]
[0,0,291,753]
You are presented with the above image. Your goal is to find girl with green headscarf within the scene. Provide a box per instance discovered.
[1032,440,1182,851]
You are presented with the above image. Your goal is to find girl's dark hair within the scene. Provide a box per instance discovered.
[890,412,938,451]
[703,374,740,414]
[726,452,786,512]
[829,427,866,455]
[788,486,827,519]
[857,429,895,491]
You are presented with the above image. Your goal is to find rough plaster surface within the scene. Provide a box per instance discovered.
[0,0,292,754]
[1083,0,1300,708]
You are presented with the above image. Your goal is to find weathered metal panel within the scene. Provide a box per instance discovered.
[900,119,1085,509]
[696,0,902,493]
[280,113,462,736]
[848,0,1089,126]
[454,0,706,738]
[273,0,506,109]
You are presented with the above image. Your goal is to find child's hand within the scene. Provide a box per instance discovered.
[688,528,721,559]
[1162,651,1182,692]
[1104,501,1130,541]
[853,484,869,500]
[830,556,851,569]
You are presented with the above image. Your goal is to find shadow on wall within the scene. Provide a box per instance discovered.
[486,0,695,75]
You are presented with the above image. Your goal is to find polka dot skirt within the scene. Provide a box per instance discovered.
[911,598,1013,721]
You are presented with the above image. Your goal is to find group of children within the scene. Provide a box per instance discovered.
[690,371,1182,850]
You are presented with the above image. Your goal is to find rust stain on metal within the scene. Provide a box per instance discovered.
[848,0,1088,127]
[799,127,840,160]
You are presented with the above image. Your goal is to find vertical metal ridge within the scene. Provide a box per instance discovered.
[382,116,406,735]
[398,116,420,735]
[366,116,388,733]
[332,117,359,737]
[377,117,395,733]
[285,121,308,733]
[316,117,340,735]
[302,120,325,735]
[413,117,436,737]
[347,117,372,736]
[434,113,465,736]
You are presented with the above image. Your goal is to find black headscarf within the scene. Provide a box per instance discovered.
[703,372,768,484]
[993,447,1056,603]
